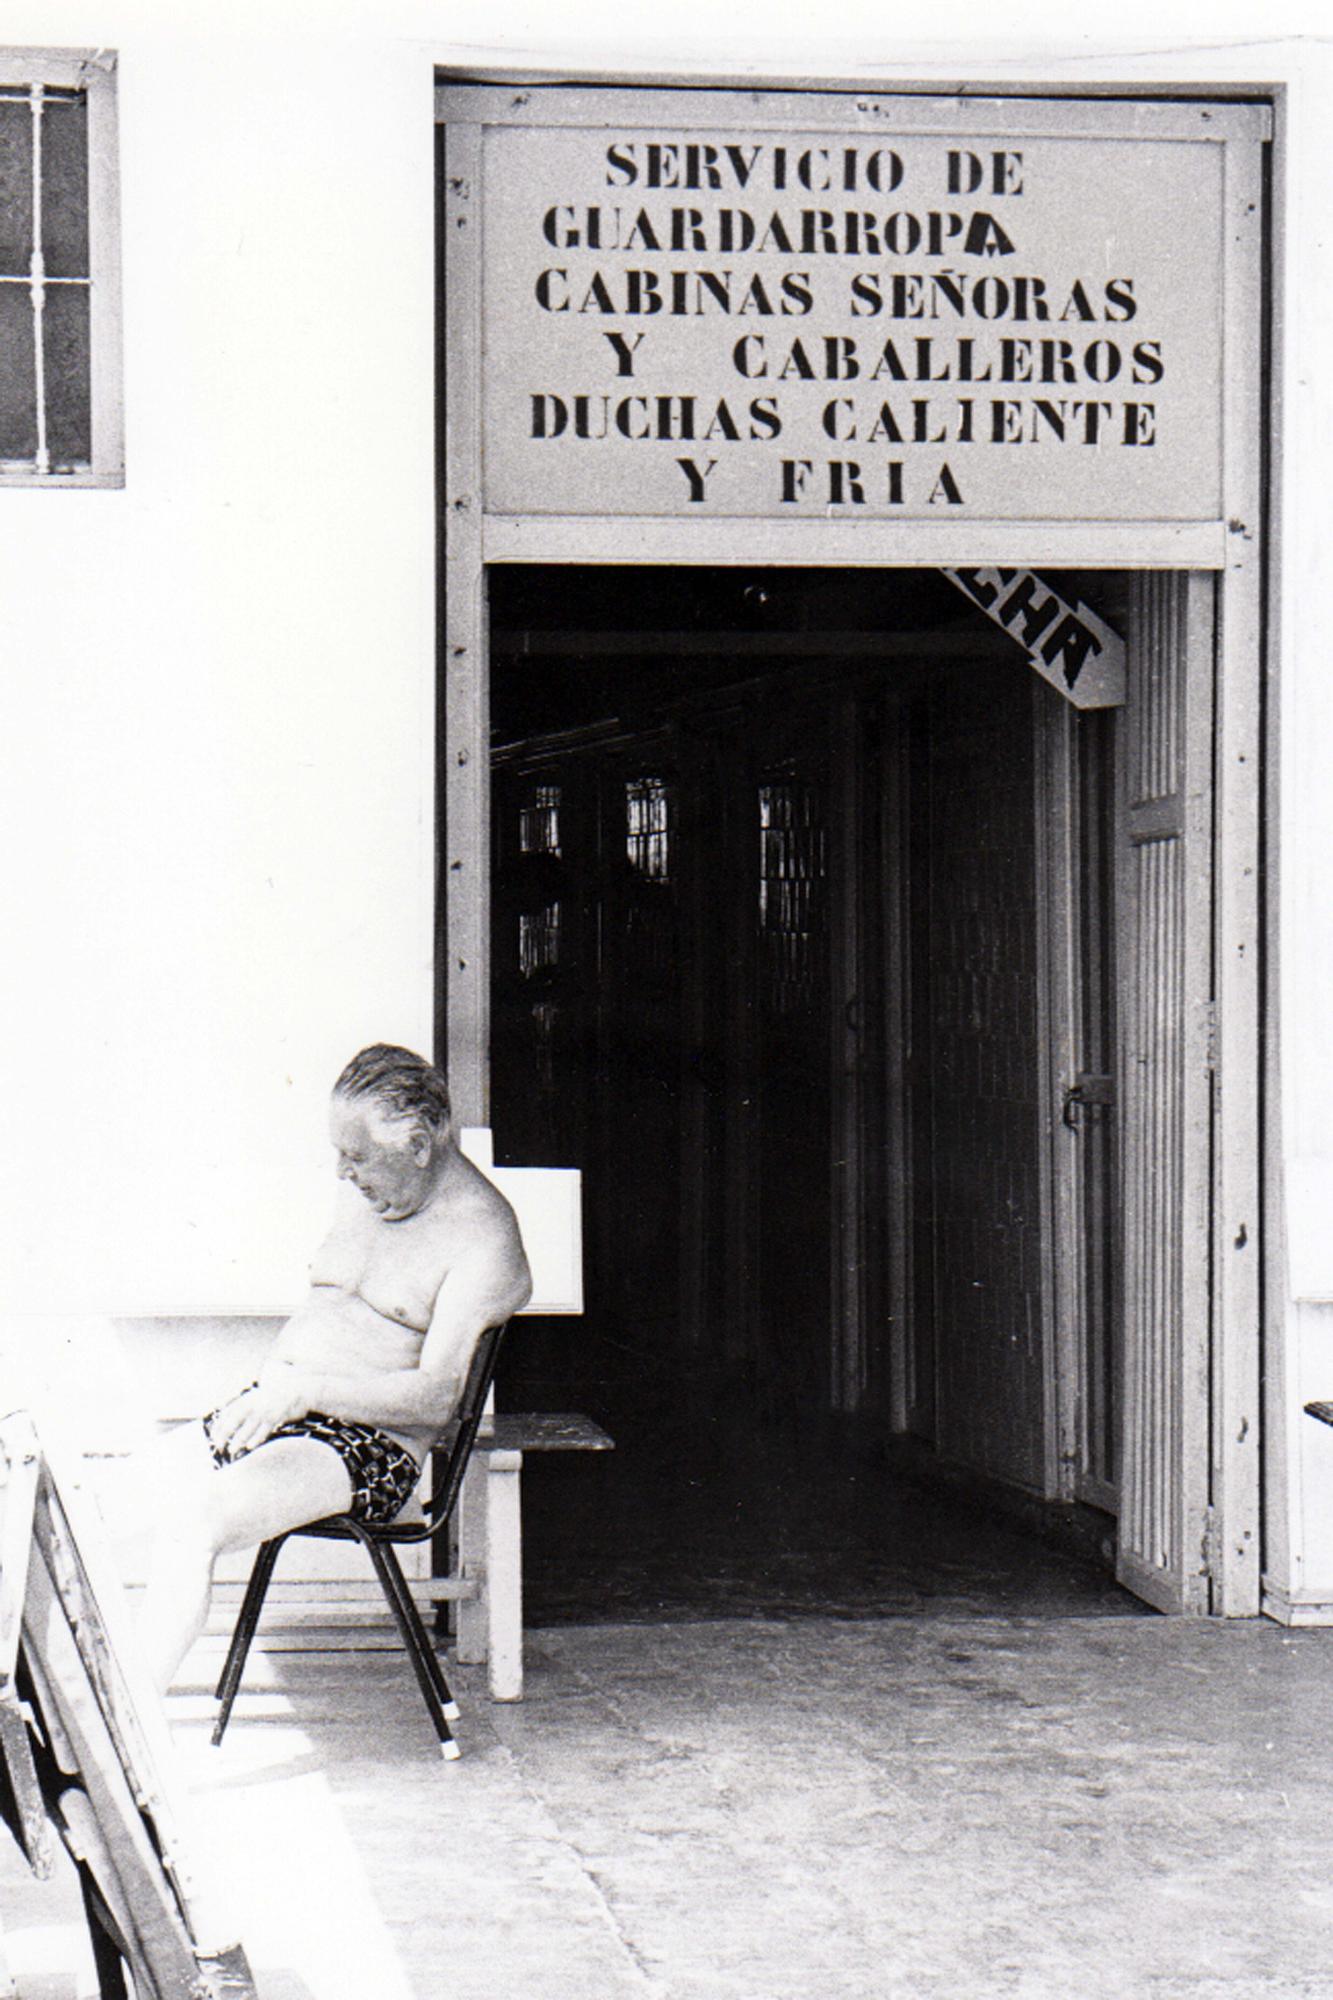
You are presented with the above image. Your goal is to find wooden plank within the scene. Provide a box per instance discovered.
[209,1577,479,1612]
[23,1554,224,1997]
[84,56,124,485]
[481,515,1228,571]
[1035,692,1080,1504]
[479,1412,614,1451]
[0,1419,39,1687]
[10,1424,255,1987]
[1209,124,1265,1617]
[28,1467,241,1963]
[442,114,490,1127]
[32,1475,186,1862]
[0,1693,54,1879]
[436,82,1269,144]
[1115,573,1214,1615]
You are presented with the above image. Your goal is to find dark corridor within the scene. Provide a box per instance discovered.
[485,565,1127,1620]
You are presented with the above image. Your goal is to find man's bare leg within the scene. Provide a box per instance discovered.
[139,1427,353,1694]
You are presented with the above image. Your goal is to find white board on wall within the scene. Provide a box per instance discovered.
[460,1130,584,1314]
[1288,1158,1333,1303]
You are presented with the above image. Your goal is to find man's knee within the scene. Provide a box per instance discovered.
[155,1437,349,1559]
[149,1470,229,1568]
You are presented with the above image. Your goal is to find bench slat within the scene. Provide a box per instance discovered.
[476,1413,613,1453]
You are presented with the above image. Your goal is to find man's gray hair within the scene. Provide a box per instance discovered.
[334,1044,452,1130]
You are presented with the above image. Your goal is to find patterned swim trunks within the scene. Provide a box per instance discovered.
[202,1398,421,1526]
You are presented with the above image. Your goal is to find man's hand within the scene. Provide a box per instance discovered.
[207,1363,314,1460]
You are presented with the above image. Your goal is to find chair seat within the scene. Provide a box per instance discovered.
[295,1509,432,1545]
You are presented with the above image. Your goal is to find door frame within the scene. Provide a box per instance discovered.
[1036,689,1084,1509]
[437,78,1269,1615]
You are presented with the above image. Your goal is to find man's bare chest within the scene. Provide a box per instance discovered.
[311,1201,456,1331]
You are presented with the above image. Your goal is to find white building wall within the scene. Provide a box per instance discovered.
[0,18,439,1313]
[1,4,1331,1611]
[1264,37,1333,1620]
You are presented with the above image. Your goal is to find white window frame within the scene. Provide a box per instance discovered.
[0,46,122,488]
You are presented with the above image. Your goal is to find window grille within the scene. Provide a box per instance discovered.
[0,52,121,486]
[758,778,826,1013]
[519,901,561,978]
[625,775,671,882]
[519,783,561,856]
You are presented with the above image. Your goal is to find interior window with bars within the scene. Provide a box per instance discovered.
[0,52,121,485]
[519,901,561,978]
[625,775,671,882]
[519,783,561,857]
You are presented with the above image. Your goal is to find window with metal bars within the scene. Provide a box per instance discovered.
[625,775,671,883]
[0,52,121,486]
[519,902,561,978]
[518,783,561,857]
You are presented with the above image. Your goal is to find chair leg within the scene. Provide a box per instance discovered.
[211,1536,287,1746]
[358,1531,459,1719]
[359,1536,461,1759]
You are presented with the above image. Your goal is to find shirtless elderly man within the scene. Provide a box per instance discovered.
[140,1043,531,1692]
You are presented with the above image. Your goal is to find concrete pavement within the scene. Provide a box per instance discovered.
[5,1608,1333,1999]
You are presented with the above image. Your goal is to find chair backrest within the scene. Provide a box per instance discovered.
[422,1320,509,1532]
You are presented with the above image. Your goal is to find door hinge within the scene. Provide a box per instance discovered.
[1205,1001,1219,1075]
[1203,1504,1222,1577]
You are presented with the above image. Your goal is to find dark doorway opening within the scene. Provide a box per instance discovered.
[486,564,1131,1622]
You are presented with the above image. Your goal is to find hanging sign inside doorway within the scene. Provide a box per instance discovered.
[475,114,1226,525]
[943,567,1125,707]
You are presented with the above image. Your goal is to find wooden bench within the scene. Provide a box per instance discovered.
[445,1412,613,1702]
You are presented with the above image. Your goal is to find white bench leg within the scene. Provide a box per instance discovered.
[484,1448,524,1702]
[454,1455,488,1665]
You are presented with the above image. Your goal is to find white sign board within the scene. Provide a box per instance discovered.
[460,1131,583,1315]
[479,121,1225,524]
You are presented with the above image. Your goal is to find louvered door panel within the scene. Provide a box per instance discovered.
[1116,573,1214,1613]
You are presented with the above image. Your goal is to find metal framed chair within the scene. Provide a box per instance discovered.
[210,1320,510,1761]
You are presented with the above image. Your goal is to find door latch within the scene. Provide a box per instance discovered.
[1062,1072,1115,1130]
